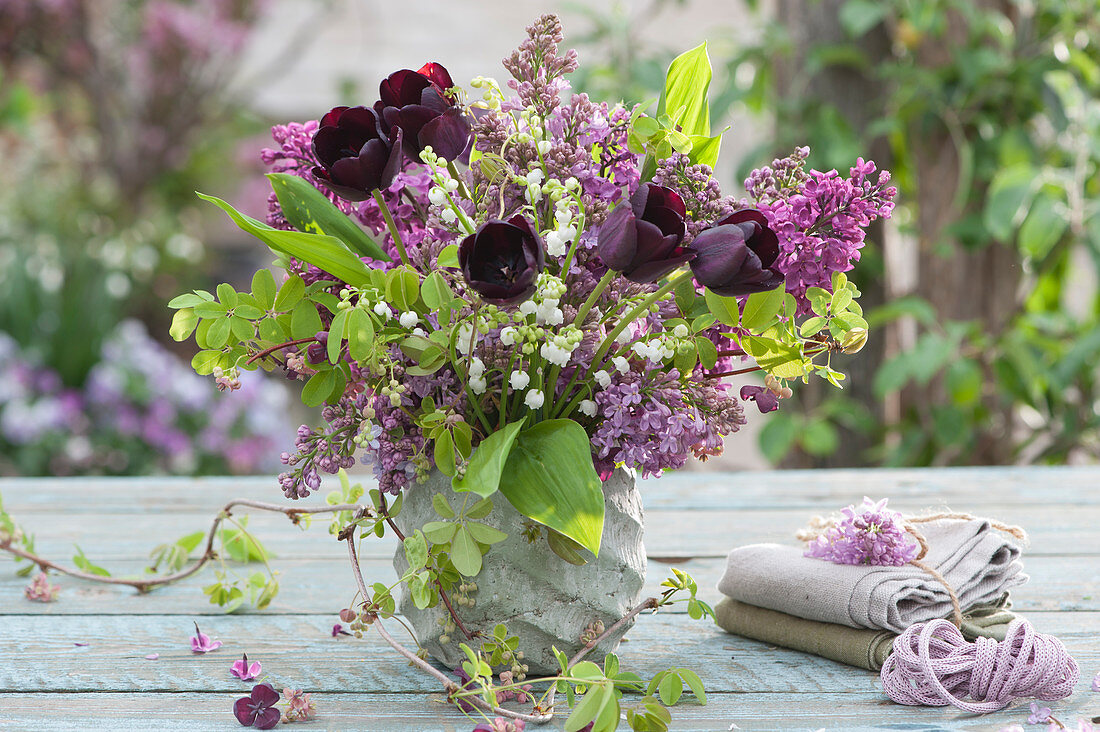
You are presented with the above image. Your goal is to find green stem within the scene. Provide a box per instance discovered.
[445,160,471,200]
[372,189,410,266]
[573,269,616,327]
[586,269,693,379]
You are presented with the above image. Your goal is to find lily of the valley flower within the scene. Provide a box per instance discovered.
[234,683,281,729]
[190,622,223,653]
[231,653,262,681]
[690,209,784,296]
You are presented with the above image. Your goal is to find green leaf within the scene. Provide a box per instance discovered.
[385,266,421,312]
[465,497,493,520]
[450,525,482,576]
[740,286,785,332]
[421,271,453,310]
[404,531,429,570]
[677,668,707,704]
[422,520,459,544]
[695,336,718,369]
[703,289,741,328]
[169,308,199,342]
[273,275,305,312]
[657,673,683,706]
[1018,192,1067,259]
[501,419,605,556]
[175,531,205,553]
[800,316,827,337]
[219,526,270,563]
[205,317,232,349]
[72,546,111,577]
[983,164,1037,242]
[346,308,375,362]
[198,192,375,286]
[327,309,348,363]
[452,419,525,498]
[191,350,223,376]
[658,43,712,137]
[437,244,459,269]
[465,521,508,545]
[547,530,588,566]
[431,493,456,519]
[301,369,336,407]
[839,0,887,37]
[687,133,722,168]
[168,292,208,309]
[251,269,277,309]
[565,683,614,732]
[434,431,457,477]
[742,336,807,379]
[267,173,390,261]
[290,301,324,340]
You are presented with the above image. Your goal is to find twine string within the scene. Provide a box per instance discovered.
[880,618,1079,713]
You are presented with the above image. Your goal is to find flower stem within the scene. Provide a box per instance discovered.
[445,160,471,201]
[372,189,410,266]
[246,337,318,365]
[572,269,616,327]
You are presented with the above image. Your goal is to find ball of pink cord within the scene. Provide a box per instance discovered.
[880,618,1080,713]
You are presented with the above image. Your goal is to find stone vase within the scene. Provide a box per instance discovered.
[392,468,646,675]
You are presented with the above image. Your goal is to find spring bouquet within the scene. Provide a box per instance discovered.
[167,11,895,695]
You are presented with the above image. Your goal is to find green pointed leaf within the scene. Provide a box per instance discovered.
[704,289,741,327]
[687,133,722,168]
[431,493,455,519]
[450,525,482,576]
[273,275,305,312]
[422,520,459,544]
[465,521,508,545]
[658,673,683,706]
[658,42,712,137]
[267,173,390,261]
[327,309,348,363]
[301,369,336,407]
[677,668,707,704]
[452,419,525,498]
[168,293,207,309]
[465,497,493,520]
[170,308,199,342]
[290,301,324,339]
[251,269,277,309]
[500,419,605,556]
[197,192,374,286]
[740,286,785,332]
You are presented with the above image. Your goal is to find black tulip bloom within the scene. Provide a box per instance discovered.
[377,62,471,162]
[311,105,403,201]
[459,215,545,306]
[597,183,694,283]
[689,209,784,297]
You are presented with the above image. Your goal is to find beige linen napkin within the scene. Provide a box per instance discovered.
[716,519,1026,634]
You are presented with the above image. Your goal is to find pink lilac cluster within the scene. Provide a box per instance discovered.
[0,324,288,477]
[804,497,920,566]
[746,149,897,314]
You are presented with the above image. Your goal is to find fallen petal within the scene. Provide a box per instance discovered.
[145,653,159,660]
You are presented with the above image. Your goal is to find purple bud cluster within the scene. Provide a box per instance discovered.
[652,152,739,239]
[502,14,579,117]
[278,395,365,498]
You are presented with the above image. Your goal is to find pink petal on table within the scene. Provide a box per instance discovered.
[145,654,159,660]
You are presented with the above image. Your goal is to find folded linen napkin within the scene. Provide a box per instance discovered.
[713,593,1020,671]
[716,518,1026,634]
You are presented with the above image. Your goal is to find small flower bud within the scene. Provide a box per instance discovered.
[841,327,868,354]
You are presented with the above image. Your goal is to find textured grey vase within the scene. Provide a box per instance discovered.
[392,468,646,675]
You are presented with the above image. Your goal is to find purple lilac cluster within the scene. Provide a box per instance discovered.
[652,152,740,240]
[804,497,920,566]
[745,149,897,313]
[0,322,290,477]
[278,395,363,498]
[591,368,744,478]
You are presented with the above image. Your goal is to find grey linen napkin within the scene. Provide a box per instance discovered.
[716,519,1027,634]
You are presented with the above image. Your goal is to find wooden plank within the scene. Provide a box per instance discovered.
[3,503,1092,561]
[0,688,1096,732]
[3,465,1099,515]
[1,611,1098,695]
[2,554,1097,616]
[1,555,1097,616]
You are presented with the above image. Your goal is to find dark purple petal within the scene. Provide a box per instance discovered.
[460,217,544,306]
[418,109,472,161]
[251,683,280,707]
[596,204,638,271]
[740,385,779,413]
[251,708,280,730]
[233,696,256,726]
[690,225,750,284]
[379,69,430,108]
[642,184,687,220]
[644,204,687,240]
[627,251,696,284]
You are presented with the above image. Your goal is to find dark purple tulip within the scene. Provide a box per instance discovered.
[376,62,471,162]
[233,683,280,729]
[311,105,403,201]
[598,183,694,283]
[690,209,784,297]
[458,215,545,306]
[740,385,780,414]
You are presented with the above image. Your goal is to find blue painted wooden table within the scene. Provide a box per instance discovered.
[1,467,1098,730]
